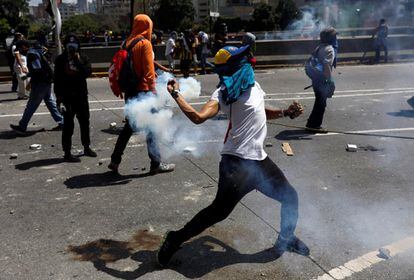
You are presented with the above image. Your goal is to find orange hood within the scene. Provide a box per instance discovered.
[127,14,153,47]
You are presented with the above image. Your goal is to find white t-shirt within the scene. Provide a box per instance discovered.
[13,49,27,73]
[165,38,175,56]
[210,82,268,161]
[200,33,210,54]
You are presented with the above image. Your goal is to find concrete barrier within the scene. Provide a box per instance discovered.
[1,35,414,68]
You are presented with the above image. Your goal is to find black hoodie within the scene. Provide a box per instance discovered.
[54,35,92,102]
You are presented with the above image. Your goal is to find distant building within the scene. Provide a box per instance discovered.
[59,3,78,21]
[78,0,89,13]
[89,0,98,14]
[97,0,130,18]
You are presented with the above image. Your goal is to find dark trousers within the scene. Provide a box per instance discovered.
[62,96,91,154]
[174,155,299,244]
[375,38,388,63]
[110,120,161,169]
[110,91,161,169]
[306,81,335,128]
[8,64,18,92]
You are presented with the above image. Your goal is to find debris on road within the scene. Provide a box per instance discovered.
[9,210,14,214]
[10,153,18,159]
[29,144,42,150]
[346,144,358,152]
[110,122,117,129]
[265,142,273,147]
[141,167,146,171]
[378,247,391,259]
[98,161,103,166]
[282,142,294,156]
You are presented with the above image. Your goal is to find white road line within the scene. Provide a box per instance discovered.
[1,90,412,119]
[314,127,414,137]
[310,236,414,280]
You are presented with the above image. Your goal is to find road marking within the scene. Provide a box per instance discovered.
[310,236,414,280]
[314,127,414,137]
[1,90,412,118]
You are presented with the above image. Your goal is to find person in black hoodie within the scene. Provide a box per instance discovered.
[54,34,97,162]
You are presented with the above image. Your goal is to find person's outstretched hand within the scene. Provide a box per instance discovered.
[167,79,180,94]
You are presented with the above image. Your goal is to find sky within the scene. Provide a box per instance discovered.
[29,0,87,6]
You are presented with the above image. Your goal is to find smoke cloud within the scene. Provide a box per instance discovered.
[124,72,223,158]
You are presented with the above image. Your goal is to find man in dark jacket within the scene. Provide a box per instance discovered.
[10,41,63,134]
[54,34,96,162]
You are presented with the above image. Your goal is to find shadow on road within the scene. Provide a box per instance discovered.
[275,129,314,141]
[0,129,44,140]
[388,96,414,118]
[15,157,65,170]
[64,171,153,188]
[101,128,123,135]
[0,98,20,103]
[387,110,414,118]
[67,230,282,279]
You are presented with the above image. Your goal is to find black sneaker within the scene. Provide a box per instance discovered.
[64,154,81,163]
[274,235,310,256]
[157,231,182,267]
[51,124,64,131]
[150,162,175,175]
[305,126,328,134]
[10,124,27,135]
[108,162,119,174]
[84,147,97,157]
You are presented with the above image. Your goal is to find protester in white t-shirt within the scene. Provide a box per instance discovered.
[13,40,30,99]
[157,45,308,267]
[198,31,212,74]
[165,31,177,70]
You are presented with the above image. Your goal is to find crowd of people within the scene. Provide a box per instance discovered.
[4,11,343,267]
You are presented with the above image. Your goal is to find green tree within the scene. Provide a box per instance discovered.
[62,14,100,34]
[0,0,29,41]
[153,0,195,31]
[250,3,275,31]
[0,19,11,43]
[274,0,302,30]
[0,0,29,28]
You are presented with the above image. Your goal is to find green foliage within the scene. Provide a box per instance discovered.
[62,14,100,34]
[274,0,302,30]
[250,3,275,31]
[213,17,248,33]
[153,0,195,31]
[0,19,11,43]
[0,0,29,28]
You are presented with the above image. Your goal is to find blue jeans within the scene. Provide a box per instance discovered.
[19,82,63,130]
[110,91,161,168]
[306,80,335,128]
[375,38,388,63]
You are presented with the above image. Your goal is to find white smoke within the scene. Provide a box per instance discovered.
[124,72,221,158]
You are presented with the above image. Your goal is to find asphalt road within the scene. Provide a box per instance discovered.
[1,63,414,280]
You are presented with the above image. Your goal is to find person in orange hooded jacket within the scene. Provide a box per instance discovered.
[108,14,175,174]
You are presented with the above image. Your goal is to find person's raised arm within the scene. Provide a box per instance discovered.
[167,79,219,124]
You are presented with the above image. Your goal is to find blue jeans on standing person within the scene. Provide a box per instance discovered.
[110,91,161,169]
[306,79,335,128]
[18,82,63,130]
[375,38,388,63]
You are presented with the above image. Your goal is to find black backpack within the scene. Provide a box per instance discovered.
[118,37,145,97]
